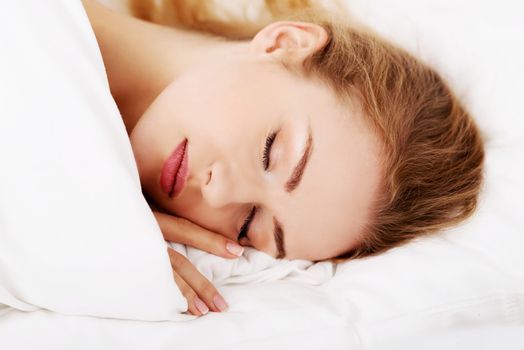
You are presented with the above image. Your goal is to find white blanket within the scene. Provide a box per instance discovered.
[1,0,523,349]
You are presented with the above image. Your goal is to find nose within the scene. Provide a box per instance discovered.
[201,161,259,208]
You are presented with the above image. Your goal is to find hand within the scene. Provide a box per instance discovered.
[166,247,229,316]
[153,211,243,316]
[152,210,245,260]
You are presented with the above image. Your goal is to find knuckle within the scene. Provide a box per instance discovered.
[198,283,218,298]
[215,238,229,251]
[177,283,191,297]
[184,290,197,301]
[173,279,189,293]
[170,251,188,270]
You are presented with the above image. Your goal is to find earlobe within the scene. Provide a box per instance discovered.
[249,21,329,63]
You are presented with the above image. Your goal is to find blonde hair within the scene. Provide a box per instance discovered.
[129,0,485,262]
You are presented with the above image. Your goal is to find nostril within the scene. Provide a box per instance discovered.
[205,170,212,186]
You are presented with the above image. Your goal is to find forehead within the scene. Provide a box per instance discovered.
[276,92,382,261]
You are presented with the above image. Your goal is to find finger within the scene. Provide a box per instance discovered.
[171,269,209,316]
[154,211,244,259]
[167,248,229,313]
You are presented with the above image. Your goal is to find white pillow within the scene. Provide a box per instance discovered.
[0,0,186,320]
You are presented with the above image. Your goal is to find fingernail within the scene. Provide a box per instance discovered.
[213,294,228,312]
[194,296,209,315]
[226,242,244,257]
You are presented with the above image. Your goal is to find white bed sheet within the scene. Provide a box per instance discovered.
[0,308,522,350]
[1,0,524,349]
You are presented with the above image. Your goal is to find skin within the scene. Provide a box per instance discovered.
[85,0,384,260]
[132,58,381,261]
[82,0,382,315]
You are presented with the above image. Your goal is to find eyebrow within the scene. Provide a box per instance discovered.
[273,127,314,259]
[273,217,286,259]
[285,126,313,193]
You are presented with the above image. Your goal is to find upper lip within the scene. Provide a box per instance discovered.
[160,139,188,198]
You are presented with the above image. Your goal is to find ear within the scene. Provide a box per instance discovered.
[249,21,329,65]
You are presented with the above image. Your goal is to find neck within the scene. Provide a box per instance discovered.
[81,0,243,134]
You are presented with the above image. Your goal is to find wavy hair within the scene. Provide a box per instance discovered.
[128,0,485,262]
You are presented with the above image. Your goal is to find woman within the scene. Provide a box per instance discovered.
[81,0,484,316]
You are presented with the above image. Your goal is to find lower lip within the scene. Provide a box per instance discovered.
[160,139,189,198]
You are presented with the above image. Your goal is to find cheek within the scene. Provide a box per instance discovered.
[164,67,280,149]
[170,194,233,239]
[165,87,240,142]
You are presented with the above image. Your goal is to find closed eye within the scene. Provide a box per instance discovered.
[237,206,257,241]
[262,131,277,170]
[237,131,277,242]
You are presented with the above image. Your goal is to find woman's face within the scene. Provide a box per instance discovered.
[130,24,383,261]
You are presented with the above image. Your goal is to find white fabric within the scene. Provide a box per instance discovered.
[1,0,523,349]
[168,242,335,285]
[0,0,187,319]
[0,308,522,350]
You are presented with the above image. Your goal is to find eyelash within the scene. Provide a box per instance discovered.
[238,206,257,241]
[263,132,277,170]
[238,132,277,241]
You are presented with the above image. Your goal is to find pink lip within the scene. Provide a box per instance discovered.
[160,139,189,198]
